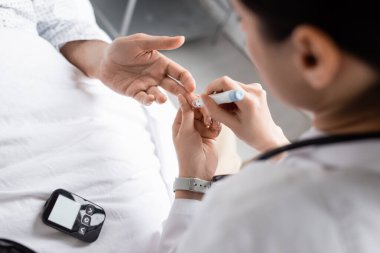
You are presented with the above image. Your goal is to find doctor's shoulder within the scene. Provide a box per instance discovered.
[187,161,380,252]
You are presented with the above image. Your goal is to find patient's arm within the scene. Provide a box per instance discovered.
[61,34,197,106]
[35,1,195,106]
[61,39,107,81]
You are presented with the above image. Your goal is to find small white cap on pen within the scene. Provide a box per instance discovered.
[192,90,244,108]
[192,98,204,108]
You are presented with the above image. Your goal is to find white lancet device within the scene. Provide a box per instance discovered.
[192,90,244,108]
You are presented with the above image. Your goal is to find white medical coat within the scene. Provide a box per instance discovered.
[159,128,380,253]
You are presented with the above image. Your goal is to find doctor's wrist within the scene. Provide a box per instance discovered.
[250,125,290,152]
[178,166,215,182]
[175,191,204,201]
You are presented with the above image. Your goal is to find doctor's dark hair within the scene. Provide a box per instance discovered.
[240,0,380,71]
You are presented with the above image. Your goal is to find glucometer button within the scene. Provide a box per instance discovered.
[85,205,95,215]
[82,215,91,225]
[78,226,87,235]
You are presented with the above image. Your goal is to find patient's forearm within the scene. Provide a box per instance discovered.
[60,40,109,79]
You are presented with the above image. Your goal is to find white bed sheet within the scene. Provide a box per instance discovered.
[0,29,178,253]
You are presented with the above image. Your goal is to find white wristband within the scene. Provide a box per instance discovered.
[173,178,212,194]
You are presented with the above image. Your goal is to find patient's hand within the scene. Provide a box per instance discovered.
[61,35,212,125]
[172,95,222,182]
[98,34,197,105]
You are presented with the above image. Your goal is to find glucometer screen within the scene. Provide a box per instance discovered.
[48,195,81,230]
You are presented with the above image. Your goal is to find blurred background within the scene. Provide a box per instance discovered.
[90,0,311,161]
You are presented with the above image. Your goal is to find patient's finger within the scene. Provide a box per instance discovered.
[165,60,196,93]
[160,77,199,111]
[147,86,167,104]
[159,76,185,95]
[160,76,195,104]
[138,35,185,51]
[126,77,160,97]
[178,94,194,133]
[135,91,155,105]
[192,98,212,127]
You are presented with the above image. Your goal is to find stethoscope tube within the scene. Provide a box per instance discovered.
[213,131,380,182]
[255,131,380,161]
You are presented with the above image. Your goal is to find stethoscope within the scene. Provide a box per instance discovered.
[255,131,380,160]
[213,131,380,182]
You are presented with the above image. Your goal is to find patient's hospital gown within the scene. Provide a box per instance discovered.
[0,1,178,252]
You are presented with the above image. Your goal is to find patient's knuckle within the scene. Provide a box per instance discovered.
[147,86,157,94]
[113,37,124,44]
[177,70,185,81]
[180,71,191,85]
[123,86,134,97]
[132,33,146,40]
[174,86,184,95]
[135,92,146,103]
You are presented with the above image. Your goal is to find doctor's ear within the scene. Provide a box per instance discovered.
[291,25,342,90]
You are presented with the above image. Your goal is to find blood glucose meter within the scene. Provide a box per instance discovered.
[42,189,106,243]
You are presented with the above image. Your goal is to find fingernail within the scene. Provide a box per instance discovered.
[158,96,167,104]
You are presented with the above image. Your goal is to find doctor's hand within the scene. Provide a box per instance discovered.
[201,76,289,152]
[173,95,221,184]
